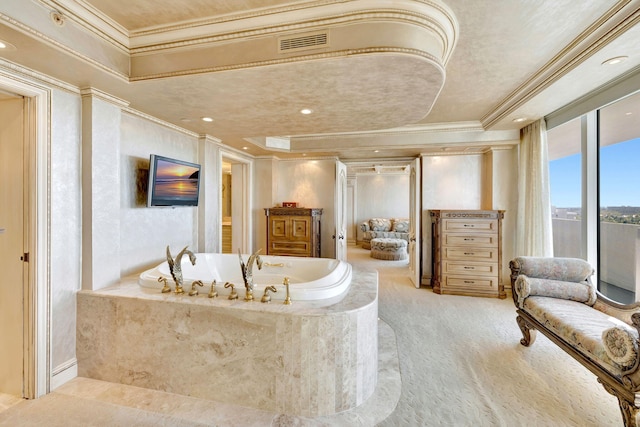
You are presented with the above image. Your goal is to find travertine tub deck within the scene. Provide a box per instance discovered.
[77,266,378,418]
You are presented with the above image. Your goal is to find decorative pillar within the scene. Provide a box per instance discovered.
[81,88,128,290]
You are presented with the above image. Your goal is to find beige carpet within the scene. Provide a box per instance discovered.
[348,247,620,427]
[0,246,623,426]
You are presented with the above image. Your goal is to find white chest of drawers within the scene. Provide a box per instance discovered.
[430,210,506,299]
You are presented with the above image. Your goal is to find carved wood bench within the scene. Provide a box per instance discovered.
[510,256,640,426]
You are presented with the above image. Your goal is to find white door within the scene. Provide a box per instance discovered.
[0,96,26,396]
[334,161,347,261]
[409,157,421,288]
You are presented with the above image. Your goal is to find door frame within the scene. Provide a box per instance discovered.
[219,149,252,254]
[409,157,421,288]
[0,74,50,398]
[334,160,347,261]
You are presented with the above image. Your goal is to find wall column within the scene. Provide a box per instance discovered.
[81,88,128,290]
[198,135,221,253]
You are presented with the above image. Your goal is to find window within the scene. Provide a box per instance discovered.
[598,93,640,303]
[547,90,640,303]
[548,117,583,260]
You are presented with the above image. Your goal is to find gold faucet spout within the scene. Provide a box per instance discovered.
[238,249,263,300]
[166,245,196,292]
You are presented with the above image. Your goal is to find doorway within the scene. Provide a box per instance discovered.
[220,153,252,254]
[0,76,50,399]
[0,93,26,397]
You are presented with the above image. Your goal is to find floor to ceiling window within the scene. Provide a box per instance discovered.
[598,93,640,303]
[547,89,640,304]
[548,117,583,259]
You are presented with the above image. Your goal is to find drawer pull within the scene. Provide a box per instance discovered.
[463,224,474,227]
[463,238,475,241]
[464,266,474,270]
[464,280,475,284]
[464,252,475,255]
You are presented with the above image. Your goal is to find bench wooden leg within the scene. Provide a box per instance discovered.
[619,397,639,427]
[516,315,537,347]
[599,379,639,426]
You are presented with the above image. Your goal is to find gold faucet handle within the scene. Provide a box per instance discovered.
[224,282,238,300]
[283,276,291,305]
[189,280,204,296]
[158,277,171,293]
[261,285,278,303]
[208,280,218,298]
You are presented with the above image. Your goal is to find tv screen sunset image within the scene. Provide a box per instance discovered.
[154,158,199,200]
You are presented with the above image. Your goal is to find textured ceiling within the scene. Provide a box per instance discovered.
[0,0,638,164]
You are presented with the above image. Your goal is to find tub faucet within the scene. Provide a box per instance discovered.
[238,249,263,301]
[166,245,196,294]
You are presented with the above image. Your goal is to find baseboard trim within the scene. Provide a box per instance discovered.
[51,358,78,390]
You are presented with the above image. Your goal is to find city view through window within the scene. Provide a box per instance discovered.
[550,137,640,223]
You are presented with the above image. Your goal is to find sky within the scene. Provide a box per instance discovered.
[549,138,640,208]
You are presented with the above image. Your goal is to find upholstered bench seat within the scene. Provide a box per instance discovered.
[370,238,408,261]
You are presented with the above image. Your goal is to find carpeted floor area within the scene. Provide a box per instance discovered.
[0,246,622,426]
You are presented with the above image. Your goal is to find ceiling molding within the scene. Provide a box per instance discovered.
[0,58,79,95]
[38,0,130,51]
[127,1,457,64]
[129,46,443,81]
[121,105,199,138]
[0,12,130,82]
[481,0,640,129]
[292,121,486,140]
[80,86,129,107]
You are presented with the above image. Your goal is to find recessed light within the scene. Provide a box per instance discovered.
[300,109,313,115]
[0,39,17,51]
[602,56,628,66]
[374,150,379,153]
[201,117,213,122]
[242,146,248,150]
[513,117,527,123]
[626,112,633,116]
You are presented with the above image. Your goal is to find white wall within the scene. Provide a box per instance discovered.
[420,150,518,287]
[50,88,82,374]
[355,173,409,241]
[275,159,336,258]
[119,112,201,276]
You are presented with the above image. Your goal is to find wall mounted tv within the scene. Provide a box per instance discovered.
[147,154,201,207]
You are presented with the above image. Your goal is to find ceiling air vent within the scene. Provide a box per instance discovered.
[278,31,329,53]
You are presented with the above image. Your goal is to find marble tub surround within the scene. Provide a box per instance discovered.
[76,266,378,417]
[1,320,399,426]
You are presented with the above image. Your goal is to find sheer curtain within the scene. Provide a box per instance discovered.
[516,119,553,257]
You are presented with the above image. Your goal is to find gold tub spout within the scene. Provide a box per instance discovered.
[189,280,204,296]
[264,262,285,267]
[261,285,277,303]
[224,282,238,300]
[283,277,291,305]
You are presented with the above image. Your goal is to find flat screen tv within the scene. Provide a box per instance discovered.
[147,154,201,207]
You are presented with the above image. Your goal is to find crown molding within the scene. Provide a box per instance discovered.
[128,0,457,64]
[37,0,129,51]
[80,87,129,108]
[0,12,130,82]
[120,105,200,138]
[130,46,442,82]
[292,121,485,141]
[481,0,640,129]
[0,58,79,95]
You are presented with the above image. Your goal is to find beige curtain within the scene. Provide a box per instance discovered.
[516,119,553,257]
